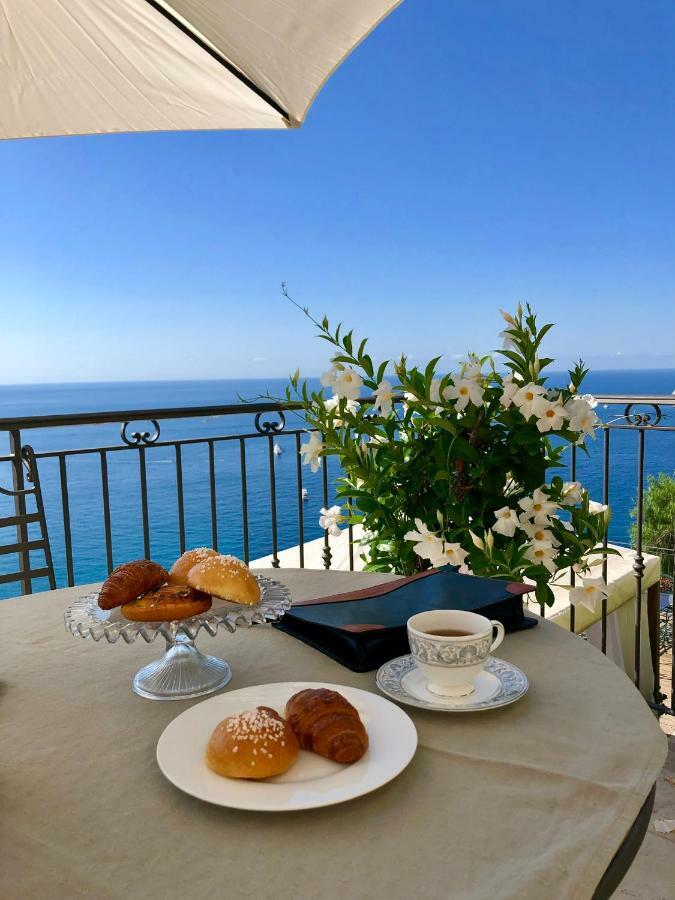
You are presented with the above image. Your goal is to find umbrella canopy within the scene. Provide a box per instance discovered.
[0,0,401,140]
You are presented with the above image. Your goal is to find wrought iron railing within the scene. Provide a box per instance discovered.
[0,394,673,712]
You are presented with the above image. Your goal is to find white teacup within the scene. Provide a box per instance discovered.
[407,610,505,697]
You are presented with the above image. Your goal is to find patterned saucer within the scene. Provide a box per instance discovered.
[376,655,528,712]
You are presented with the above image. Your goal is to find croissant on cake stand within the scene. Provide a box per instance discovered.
[285,688,369,763]
[97,559,168,610]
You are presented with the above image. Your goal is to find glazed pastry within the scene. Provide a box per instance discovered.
[285,689,368,764]
[121,584,212,621]
[97,559,168,610]
[168,547,218,586]
[188,554,260,606]
[206,706,299,779]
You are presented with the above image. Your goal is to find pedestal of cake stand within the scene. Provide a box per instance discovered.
[132,634,232,701]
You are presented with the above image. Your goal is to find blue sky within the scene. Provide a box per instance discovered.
[1,0,674,383]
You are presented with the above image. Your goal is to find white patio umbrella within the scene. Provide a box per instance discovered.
[0,0,402,140]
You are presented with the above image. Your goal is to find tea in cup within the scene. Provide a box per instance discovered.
[407,609,505,697]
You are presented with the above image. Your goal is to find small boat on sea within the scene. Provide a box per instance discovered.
[301,488,309,501]
[273,443,283,456]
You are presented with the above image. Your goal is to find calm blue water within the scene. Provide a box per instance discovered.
[1,373,673,598]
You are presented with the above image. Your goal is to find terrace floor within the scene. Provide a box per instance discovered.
[657,649,674,737]
[616,733,674,899]
[615,651,673,898]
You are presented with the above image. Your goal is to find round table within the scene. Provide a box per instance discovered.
[0,569,666,900]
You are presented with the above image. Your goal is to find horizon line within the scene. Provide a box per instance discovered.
[1,366,675,389]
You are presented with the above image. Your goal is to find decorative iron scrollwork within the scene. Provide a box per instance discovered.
[121,420,161,446]
[254,410,286,434]
[623,403,662,427]
[21,445,37,483]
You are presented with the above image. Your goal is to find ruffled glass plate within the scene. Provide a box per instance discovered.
[64,576,291,701]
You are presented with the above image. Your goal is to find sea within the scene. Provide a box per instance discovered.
[1,372,674,599]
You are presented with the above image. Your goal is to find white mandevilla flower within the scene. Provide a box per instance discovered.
[519,487,559,524]
[569,577,608,613]
[332,367,363,401]
[444,376,484,411]
[401,390,417,415]
[320,363,343,388]
[368,433,387,449]
[532,396,566,433]
[493,506,518,537]
[523,539,558,574]
[561,481,584,505]
[588,500,609,516]
[500,374,520,409]
[513,382,546,419]
[324,396,359,425]
[404,519,445,563]
[319,505,343,537]
[517,519,561,547]
[428,377,443,408]
[459,354,483,383]
[373,379,394,416]
[438,543,470,567]
[504,473,518,495]
[299,431,323,473]
[567,398,599,442]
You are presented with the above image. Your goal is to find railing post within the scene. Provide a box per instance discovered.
[9,428,31,595]
[633,429,646,690]
[646,582,662,707]
[321,435,332,570]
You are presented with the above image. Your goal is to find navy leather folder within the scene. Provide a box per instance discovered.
[274,568,536,672]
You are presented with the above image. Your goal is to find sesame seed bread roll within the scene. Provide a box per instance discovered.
[168,547,218,586]
[187,554,261,606]
[206,707,299,779]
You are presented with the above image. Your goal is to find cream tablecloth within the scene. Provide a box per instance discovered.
[0,570,667,900]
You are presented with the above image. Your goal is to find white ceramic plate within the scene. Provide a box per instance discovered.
[156,682,417,811]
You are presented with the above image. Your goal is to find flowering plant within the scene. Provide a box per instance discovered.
[288,297,613,609]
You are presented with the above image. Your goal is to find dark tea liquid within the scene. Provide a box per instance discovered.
[424,628,474,637]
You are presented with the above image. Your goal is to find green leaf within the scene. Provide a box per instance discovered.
[534,580,554,607]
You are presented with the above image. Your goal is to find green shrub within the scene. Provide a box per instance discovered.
[632,473,675,581]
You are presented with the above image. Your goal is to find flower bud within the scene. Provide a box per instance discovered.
[469,530,485,550]
[499,309,516,326]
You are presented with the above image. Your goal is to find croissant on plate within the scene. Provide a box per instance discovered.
[97,559,168,610]
[285,688,368,764]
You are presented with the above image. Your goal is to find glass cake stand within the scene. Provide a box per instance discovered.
[64,576,292,701]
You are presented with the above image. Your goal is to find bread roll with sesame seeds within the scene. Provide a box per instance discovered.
[168,547,218,586]
[206,707,299,779]
[187,554,261,606]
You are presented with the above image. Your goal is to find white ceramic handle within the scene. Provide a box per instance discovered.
[490,620,505,653]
